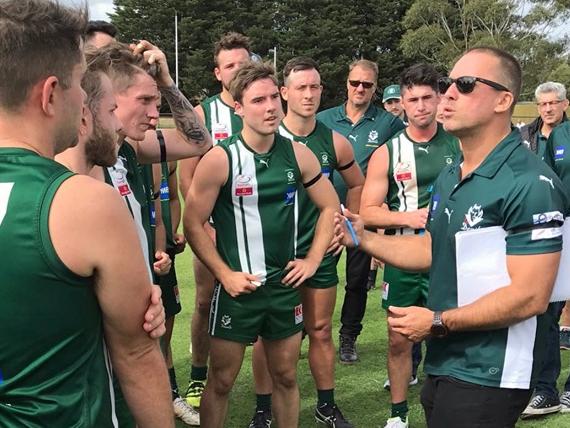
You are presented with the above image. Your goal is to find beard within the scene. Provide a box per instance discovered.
[85,117,118,167]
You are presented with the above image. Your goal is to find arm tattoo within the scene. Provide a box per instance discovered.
[160,84,208,145]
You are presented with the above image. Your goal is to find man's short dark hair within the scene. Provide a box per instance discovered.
[0,0,88,112]
[283,57,319,86]
[400,63,440,94]
[464,46,522,105]
[229,62,277,104]
[86,20,117,39]
[214,32,251,65]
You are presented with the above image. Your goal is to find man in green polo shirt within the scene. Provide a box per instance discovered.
[318,59,405,363]
[336,47,568,426]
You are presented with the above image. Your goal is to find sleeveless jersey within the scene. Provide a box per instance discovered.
[386,125,460,232]
[105,142,155,279]
[0,148,116,427]
[212,133,302,284]
[201,94,243,145]
[278,121,337,256]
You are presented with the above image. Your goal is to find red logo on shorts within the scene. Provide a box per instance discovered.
[294,304,303,324]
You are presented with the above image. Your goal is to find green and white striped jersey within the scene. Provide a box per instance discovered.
[212,133,302,285]
[202,94,243,145]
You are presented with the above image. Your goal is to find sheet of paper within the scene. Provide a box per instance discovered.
[455,220,570,306]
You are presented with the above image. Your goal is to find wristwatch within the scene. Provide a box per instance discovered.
[430,311,449,338]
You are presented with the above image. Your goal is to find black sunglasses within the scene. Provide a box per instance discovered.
[438,76,511,95]
[348,80,375,89]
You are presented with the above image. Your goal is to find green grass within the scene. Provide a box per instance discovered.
[169,252,570,427]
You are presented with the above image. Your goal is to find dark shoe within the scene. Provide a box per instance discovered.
[315,403,353,427]
[560,328,570,350]
[248,409,272,428]
[520,394,561,419]
[339,335,358,364]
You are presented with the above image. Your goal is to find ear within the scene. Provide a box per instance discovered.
[78,105,91,137]
[280,85,288,101]
[40,76,60,117]
[563,99,569,110]
[494,91,514,114]
[234,100,244,117]
[214,67,222,83]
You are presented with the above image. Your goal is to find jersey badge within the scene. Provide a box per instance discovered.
[212,123,229,141]
[160,180,170,201]
[284,185,296,206]
[444,155,454,165]
[539,174,555,189]
[555,146,565,161]
[221,315,232,329]
[368,130,378,144]
[461,204,484,230]
[394,162,413,182]
[417,146,429,154]
[235,174,254,196]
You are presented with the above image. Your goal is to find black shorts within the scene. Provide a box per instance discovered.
[421,375,531,428]
[157,251,182,318]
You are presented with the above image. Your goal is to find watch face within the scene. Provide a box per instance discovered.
[431,324,448,338]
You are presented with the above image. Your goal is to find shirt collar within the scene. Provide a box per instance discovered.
[455,127,522,179]
[335,103,377,124]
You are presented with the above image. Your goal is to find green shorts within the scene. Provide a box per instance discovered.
[209,282,303,343]
[157,252,182,318]
[381,264,429,309]
[304,253,339,289]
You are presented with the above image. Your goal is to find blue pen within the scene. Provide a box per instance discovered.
[340,204,359,247]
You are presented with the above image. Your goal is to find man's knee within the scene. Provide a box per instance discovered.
[306,318,333,343]
[208,367,237,396]
[195,296,212,318]
[388,330,413,356]
[270,366,298,390]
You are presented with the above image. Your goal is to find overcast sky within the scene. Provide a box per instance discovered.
[66,0,569,39]
[61,0,114,20]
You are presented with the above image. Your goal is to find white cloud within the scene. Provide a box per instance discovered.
[60,0,115,21]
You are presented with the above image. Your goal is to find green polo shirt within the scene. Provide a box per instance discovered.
[425,128,567,389]
[545,121,570,190]
[317,103,404,203]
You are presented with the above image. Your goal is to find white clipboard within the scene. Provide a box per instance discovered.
[455,220,570,306]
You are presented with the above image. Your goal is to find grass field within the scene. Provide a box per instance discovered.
[168,250,570,427]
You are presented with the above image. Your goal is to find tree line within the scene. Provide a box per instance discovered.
[110,0,570,108]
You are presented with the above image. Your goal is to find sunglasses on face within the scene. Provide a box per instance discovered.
[348,80,375,89]
[438,76,511,95]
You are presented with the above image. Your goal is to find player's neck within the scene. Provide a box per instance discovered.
[282,113,316,137]
[54,143,91,175]
[219,89,235,107]
[0,115,52,158]
[459,121,511,178]
[345,101,369,124]
[241,125,275,154]
[540,121,558,138]
[407,120,437,143]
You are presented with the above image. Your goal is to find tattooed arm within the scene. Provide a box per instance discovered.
[130,40,213,164]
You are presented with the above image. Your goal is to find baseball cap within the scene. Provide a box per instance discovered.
[382,85,401,102]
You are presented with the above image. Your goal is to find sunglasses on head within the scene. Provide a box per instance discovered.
[348,80,375,89]
[438,76,511,95]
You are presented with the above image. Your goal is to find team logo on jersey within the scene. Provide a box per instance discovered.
[221,315,232,329]
[235,174,254,196]
[368,130,379,144]
[320,152,329,165]
[394,162,412,182]
[461,204,484,230]
[284,185,296,206]
[555,146,565,161]
[294,304,303,324]
[285,169,296,184]
[160,180,170,201]
[113,170,132,196]
[444,155,454,165]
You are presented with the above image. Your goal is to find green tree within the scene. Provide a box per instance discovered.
[400,0,570,100]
